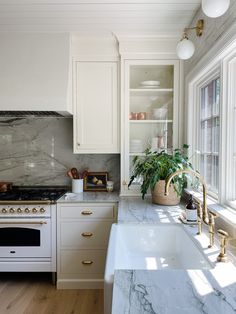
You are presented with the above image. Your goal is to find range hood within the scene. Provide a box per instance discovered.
[0,33,72,115]
[0,111,66,118]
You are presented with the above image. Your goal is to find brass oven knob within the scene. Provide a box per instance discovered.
[17,208,22,213]
[2,208,7,213]
[32,208,38,213]
[25,208,30,213]
[40,208,45,213]
[9,208,15,213]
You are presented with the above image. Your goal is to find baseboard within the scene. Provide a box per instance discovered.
[57,278,104,289]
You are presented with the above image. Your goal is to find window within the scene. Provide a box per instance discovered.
[200,78,220,197]
[187,38,236,214]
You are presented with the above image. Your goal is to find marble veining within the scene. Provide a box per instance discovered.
[0,117,120,189]
[109,197,236,314]
[118,196,181,223]
[113,269,236,314]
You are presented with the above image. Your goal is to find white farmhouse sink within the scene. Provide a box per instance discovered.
[104,223,212,314]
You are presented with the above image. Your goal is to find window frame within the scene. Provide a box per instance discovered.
[198,74,221,199]
[186,45,236,210]
[187,66,221,200]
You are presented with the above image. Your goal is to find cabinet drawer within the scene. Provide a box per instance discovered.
[60,221,112,248]
[59,203,116,219]
[60,250,106,275]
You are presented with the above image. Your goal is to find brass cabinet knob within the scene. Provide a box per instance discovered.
[9,208,15,213]
[81,210,93,215]
[2,208,7,213]
[82,260,93,265]
[32,208,38,213]
[25,208,30,213]
[40,208,45,213]
[17,208,22,213]
[81,232,93,237]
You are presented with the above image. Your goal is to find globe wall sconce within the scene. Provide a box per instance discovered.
[176,19,204,60]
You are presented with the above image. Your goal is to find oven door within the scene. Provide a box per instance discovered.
[0,218,51,258]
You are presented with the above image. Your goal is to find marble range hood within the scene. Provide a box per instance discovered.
[0,33,72,116]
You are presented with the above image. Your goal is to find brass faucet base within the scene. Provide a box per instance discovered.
[217,254,228,263]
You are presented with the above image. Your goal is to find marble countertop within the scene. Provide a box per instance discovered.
[117,196,183,223]
[113,268,236,314]
[57,191,119,203]
[112,196,236,314]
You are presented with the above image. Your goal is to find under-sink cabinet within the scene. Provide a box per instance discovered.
[57,202,117,289]
[73,61,119,153]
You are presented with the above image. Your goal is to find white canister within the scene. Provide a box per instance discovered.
[72,179,84,193]
[106,181,114,192]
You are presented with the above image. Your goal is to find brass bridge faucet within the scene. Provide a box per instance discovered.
[165,169,229,261]
[165,169,209,224]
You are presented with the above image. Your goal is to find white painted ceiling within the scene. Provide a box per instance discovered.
[0,0,201,37]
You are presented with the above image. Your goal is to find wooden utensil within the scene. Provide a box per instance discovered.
[82,170,88,179]
[71,168,79,179]
[67,170,73,179]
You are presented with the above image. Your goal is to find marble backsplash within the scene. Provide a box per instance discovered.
[0,117,120,190]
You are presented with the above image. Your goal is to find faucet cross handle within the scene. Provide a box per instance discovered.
[217,229,229,263]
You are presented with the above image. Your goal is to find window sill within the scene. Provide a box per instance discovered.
[185,189,236,228]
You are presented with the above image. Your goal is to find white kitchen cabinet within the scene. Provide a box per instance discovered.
[120,59,180,195]
[57,202,117,289]
[73,61,119,153]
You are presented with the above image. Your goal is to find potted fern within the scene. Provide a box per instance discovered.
[128,145,193,205]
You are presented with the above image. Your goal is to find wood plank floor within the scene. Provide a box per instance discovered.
[0,273,104,314]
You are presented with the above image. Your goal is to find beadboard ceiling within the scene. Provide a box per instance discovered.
[0,0,201,37]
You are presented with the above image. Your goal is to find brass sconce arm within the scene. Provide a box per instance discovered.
[183,19,204,37]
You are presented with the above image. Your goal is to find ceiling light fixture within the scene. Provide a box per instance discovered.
[202,0,230,18]
[176,19,204,60]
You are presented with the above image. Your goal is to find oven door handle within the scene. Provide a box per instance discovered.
[0,221,47,225]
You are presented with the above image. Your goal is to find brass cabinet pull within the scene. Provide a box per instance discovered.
[81,210,93,215]
[82,260,93,265]
[81,232,93,237]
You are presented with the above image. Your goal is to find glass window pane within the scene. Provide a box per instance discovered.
[200,77,220,196]
[212,117,220,153]
[212,156,219,192]
[213,78,220,116]
[206,155,212,186]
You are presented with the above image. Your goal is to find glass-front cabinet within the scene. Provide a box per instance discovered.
[121,59,180,195]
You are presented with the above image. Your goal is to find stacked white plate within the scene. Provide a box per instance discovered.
[130,139,143,153]
[140,80,160,89]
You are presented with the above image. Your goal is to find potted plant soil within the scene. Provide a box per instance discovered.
[128,145,193,205]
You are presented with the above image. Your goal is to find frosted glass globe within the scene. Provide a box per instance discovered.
[176,38,195,60]
[202,0,230,18]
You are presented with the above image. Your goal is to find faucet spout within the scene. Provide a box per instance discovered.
[165,169,209,224]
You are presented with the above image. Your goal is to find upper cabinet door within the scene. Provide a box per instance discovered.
[73,61,119,154]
